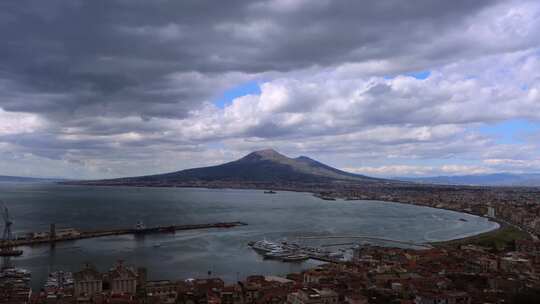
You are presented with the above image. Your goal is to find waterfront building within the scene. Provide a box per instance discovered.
[73,264,102,298]
[287,288,338,304]
[42,270,74,302]
[107,261,138,295]
[303,268,333,284]
[487,206,496,218]
[500,253,532,274]
[414,291,471,304]
[145,280,178,304]
[344,293,368,304]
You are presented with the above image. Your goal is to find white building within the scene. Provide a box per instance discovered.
[74,264,103,298]
[108,261,138,295]
[487,206,496,218]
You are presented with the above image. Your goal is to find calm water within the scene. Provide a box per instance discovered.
[0,183,498,289]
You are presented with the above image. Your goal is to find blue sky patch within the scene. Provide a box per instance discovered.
[384,70,431,80]
[479,119,540,144]
[406,70,431,79]
[214,81,261,108]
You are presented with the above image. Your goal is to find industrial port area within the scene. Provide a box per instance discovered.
[0,201,248,255]
[0,200,253,303]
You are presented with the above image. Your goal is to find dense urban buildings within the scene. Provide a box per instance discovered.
[21,237,540,304]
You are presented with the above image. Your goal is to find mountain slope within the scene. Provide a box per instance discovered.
[396,173,540,187]
[75,149,386,186]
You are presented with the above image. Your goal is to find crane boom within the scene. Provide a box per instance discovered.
[0,200,23,261]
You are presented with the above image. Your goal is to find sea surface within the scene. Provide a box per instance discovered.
[0,183,498,289]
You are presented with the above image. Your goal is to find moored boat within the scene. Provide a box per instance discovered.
[264,250,293,259]
[282,254,309,262]
[250,240,281,253]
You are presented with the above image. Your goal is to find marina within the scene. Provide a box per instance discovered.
[248,240,344,263]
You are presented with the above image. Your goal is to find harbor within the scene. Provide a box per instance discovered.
[248,235,433,264]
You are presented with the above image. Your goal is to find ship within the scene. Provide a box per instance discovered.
[134,221,146,233]
[0,248,23,257]
[249,240,281,253]
[249,239,313,262]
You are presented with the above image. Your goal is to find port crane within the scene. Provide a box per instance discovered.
[0,200,23,268]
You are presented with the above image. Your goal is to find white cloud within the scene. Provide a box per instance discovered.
[174,48,540,143]
[0,108,44,135]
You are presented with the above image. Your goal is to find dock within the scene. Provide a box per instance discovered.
[0,222,248,249]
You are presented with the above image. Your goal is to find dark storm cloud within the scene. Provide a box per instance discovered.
[0,0,498,120]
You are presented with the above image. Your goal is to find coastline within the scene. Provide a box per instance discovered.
[354,197,532,249]
[429,218,505,246]
[333,197,505,246]
[429,218,532,249]
[58,182,512,248]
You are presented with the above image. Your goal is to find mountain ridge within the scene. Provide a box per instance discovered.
[68,149,387,186]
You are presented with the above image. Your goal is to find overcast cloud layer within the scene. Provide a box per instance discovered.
[1,0,540,178]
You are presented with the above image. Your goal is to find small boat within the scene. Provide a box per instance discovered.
[459,218,468,222]
[250,240,280,253]
[264,190,276,194]
[135,221,146,233]
[315,194,336,201]
[328,252,344,258]
[282,254,309,262]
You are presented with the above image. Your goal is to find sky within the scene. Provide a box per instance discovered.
[1,0,540,179]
